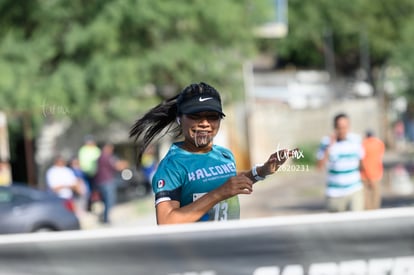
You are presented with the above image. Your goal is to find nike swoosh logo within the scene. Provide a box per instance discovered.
[199,97,213,102]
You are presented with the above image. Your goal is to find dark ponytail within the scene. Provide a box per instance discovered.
[129,94,182,164]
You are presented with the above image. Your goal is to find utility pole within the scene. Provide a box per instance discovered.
[359,30,371,83]
[22,112,36,186]
[323,27,336,80]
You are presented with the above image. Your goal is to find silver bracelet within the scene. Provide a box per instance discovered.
[252,164,266,181]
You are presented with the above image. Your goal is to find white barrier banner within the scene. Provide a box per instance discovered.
[0,208,413,275]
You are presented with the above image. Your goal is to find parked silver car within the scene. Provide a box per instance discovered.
[0,184,80,234]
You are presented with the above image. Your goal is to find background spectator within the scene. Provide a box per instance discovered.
[317,113,365,212]
[46,155,83,201]
[141,145,158,194]
[69,157,90,215]
[78,135,101,211]
[94,143,129,224]
[361,130,385,210]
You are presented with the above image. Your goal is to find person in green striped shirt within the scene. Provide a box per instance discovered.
[317,113,365,212]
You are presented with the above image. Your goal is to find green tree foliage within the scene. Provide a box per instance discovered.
[391,13,414,101]
[270,0,414,77]
[0,0,272,129]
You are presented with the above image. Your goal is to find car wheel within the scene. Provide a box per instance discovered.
[32,226,56,233]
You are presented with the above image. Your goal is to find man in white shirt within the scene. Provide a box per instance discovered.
[46,155,81,200]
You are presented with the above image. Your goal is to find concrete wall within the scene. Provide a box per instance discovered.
[223,97,382,169]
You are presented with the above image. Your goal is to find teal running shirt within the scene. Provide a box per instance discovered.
[152,142,240,222]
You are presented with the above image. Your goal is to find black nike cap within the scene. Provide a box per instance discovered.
[177,82,225,116]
